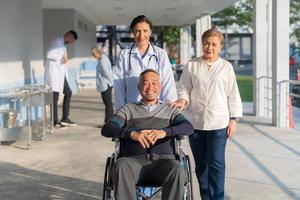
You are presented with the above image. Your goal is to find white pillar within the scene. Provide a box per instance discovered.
[196,15,211,57]
[272,0,289,127]
[253,0,270,118]
[266,0,273,119]
[180,25,192,65]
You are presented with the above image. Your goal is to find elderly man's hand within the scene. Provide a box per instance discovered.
[141,129,166,144]
[130,130,167,148]
[130,131,153,149]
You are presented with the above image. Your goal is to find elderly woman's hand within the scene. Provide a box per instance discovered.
[169,98,187,111]
[227,119,237,138]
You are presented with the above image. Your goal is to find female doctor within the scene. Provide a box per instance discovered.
[114,15,177,110]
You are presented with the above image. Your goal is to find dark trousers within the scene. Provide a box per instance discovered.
[101,86,113,122]
[53,79,72,124]
[112,155,186,200]
[189,128,228,200]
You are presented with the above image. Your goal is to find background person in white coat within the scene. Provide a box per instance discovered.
[44,30,78,128]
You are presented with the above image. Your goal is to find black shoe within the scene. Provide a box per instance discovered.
[54,122,66,129]
[60,118,77,126]
[96,124,103,128]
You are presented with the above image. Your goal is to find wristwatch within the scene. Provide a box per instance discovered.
[230,117,238,122]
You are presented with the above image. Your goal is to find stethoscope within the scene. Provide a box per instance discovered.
[124,43,159,103]
[128,43,159,72]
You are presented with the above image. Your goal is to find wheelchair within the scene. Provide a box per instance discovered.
[102,136,194,200]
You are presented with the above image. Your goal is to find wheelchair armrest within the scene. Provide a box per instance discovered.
[173,136,186,160]
[111,137,120,159]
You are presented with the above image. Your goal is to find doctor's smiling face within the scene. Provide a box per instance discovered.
[130,15,153,49]
[132,22,152,48]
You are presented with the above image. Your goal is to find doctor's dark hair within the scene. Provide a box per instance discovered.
[65,30,78,40]
[129,15,153,32]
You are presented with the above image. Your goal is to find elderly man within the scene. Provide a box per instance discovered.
[101,69,193,200]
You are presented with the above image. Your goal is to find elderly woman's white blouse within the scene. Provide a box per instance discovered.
[178,57,243,130]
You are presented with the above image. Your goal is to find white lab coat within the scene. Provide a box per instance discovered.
[114,44,177,110]
[44,36,68,93]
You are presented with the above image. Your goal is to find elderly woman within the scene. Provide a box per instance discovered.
[91,46,114,124]
[172,28,242,200]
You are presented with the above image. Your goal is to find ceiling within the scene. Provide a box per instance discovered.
[42,0,239,26]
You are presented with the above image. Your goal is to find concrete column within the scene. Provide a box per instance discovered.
[0,0,44,89]
[195,15,211,57]
[266,0,273,119]
[272,0,289,127]
[253,0,270,118]
[180,25,192,65]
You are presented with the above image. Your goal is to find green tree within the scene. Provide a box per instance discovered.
[212,6,238,30]
[212,0,300,47]
[154,26,181,60]
[212,0,253,32]
[236,0,253,31]
[154,26,180,45]
[290,0,300,46]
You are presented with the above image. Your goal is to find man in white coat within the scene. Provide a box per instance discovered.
[44,30,78,128]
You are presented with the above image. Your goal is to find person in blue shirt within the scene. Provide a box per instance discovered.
[92,46,114,124]
[114,15,177,111]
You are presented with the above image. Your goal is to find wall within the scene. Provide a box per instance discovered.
[43,9,75,60]
[74,12,97,58]
[43,9,96,93]
[0,0,44,90]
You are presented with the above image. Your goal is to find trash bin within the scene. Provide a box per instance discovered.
[0,109,17,128]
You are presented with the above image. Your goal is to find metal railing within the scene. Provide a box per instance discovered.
[255,76,300,128]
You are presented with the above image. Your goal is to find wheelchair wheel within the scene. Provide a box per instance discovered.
[102,156,115,200]
[184,155,193,200]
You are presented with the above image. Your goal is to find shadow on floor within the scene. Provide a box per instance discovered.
[0,161,102,200]
[75,121,102,128]
[231,139,300,200]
